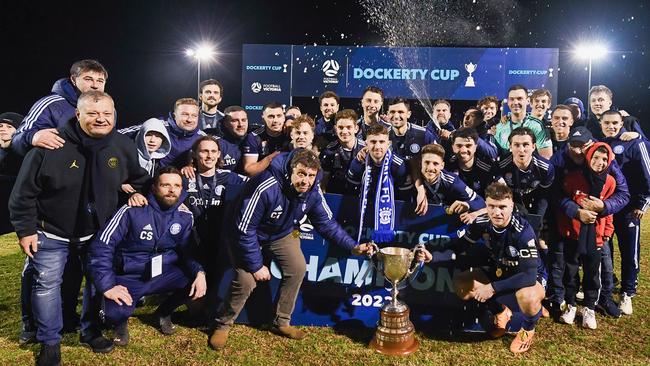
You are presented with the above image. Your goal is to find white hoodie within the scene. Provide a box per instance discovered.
[135,118,171,176]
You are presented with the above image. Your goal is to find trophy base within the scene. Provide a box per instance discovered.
[369,305,419,356]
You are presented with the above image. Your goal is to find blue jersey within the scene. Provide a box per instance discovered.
[446,155,500,197]
[315,116,337,143]
[603,131,650,211]
[356,117,391,140]
[320,138,366,194]
[216,137,244,173]
[241,126,289,160]
[455,213,542,293]
[425,120,455,137]
[346,151,408,197]
[198,109,225,131]
[422,170,485,212]
[389,123,437,162]
[498,153,554,212]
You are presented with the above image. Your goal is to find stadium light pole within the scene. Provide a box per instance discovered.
[185,44,215,99]
[574,43,608,116]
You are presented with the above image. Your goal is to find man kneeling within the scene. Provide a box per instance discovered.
[88,167,206,346]
[422,182,545,354]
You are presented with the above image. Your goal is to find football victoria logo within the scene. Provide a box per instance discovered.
[251,82,262,93]
[322,59,340,84]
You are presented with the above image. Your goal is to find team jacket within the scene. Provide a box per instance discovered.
[389,123,437,162]
[232,150,357,273]
[315,116,337,143]
[346,150,409,196]
[454,213,542,293]
[241,125,288,160]
[551,144,629,218]
[356,117,391,140]
[422,170,486,211]
[584,114,647,141]
[9,119,149,239]
[602,129,650,212]
[12,78,79,156]
[320,138,366,194]
[558,142,616,246]
[88,192,203,294]
[445,156,499,198]
[198,109,225,132]
[498,153,554,206]
[119,113,206,168]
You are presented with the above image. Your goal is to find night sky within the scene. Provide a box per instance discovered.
[1,0,647,128]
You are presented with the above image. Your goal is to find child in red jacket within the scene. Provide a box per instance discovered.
[557,142,616,329]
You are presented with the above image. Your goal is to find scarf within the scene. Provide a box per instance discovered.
[576,166,607,254]
[357,149,395,243]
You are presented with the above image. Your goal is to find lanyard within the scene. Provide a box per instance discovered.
[196,173,218,213]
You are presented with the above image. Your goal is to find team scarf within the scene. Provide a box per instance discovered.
[357,149,395,243]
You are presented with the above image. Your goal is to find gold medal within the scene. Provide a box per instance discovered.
[495,268,503,278]
[292,230,301,238]
[445,207,453,215]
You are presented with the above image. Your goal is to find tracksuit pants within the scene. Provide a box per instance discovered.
[613,210,641,296]
[564,239,602,310]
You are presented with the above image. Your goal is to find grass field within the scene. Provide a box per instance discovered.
[0,229,649,366]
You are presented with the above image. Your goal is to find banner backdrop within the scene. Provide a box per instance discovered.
[241,44,559,120]
[218,193,529,332]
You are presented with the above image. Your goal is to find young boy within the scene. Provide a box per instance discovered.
[557,142,616,329]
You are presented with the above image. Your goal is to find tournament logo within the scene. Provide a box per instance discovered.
[169,223,181,235]
[322,59,340,84]
[251,82,262,93]
[107,157,119,169]
[464,62,477,87]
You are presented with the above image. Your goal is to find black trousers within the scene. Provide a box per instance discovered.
[564,238,601,310]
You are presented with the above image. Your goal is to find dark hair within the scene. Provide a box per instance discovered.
[592,146,610,157]
[388,97,410,110]
[199,79,223,95]
[566,104,580,121]
[224,105,245,114]
[477,95,499,108]
[319,91,340,105]
[466,108,484,123]
[70,59,108,79]
[286,105,301,112]
[601,109,623,120]
[366,124,389,137]
[530,88,552,102]
[433,99,451,109]
[451,127,479,143]
[421,143,445,160]
[335,109,358,123]
[290,149,321,171]
[287,114,315,133]
[153,166,182,186]
[507,84,528,95]
[191,135,223,169]
[262,101,284,112]
[552,104,575,121]
[362,86,384,99]
[485,182,513,201]
[508,127,536,144]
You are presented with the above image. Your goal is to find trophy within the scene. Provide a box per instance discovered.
[464,62,477,87]
[367,243,424,355]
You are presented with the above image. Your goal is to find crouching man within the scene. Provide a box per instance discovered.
[209,149,373,350]
[422,182,545,354]
[88,167,206,346]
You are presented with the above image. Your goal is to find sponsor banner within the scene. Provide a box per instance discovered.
[220,193,528,331]
[242,44,559,119]
[241,44,293,122]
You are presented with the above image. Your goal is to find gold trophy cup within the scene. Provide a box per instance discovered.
[368,243,424,355]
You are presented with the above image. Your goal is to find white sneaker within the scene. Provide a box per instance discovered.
[619,294,633,315]
[560,304,576,324]
[576,291,584,301]
[581,308,597,330]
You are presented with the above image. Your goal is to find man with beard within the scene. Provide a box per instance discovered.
[599,110,650,315]
[386,98,436,201]
[210,106,249,173]
[320,109,365,194]
[88,167,207,347]
[197,79,225,131]
[9,91,149,364]
[12,59,108,156]
[495,85,552,159]
[315,91,340,142]
[208,149,373,350]
[356,86,390,139]
[425,99,455,141]
[241,102,289,176]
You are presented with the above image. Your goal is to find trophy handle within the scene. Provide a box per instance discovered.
[367,242,382,272]
[406,244,426,276]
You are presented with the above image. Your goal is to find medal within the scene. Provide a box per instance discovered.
[292,230,301,238]
[495,268,503,278]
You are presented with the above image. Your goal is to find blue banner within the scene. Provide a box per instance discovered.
[219,193,529,332]
[242,44,559,121]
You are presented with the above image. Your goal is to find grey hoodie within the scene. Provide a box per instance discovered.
[136,118,171,176]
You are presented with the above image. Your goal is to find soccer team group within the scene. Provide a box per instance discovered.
[0,58,646,364]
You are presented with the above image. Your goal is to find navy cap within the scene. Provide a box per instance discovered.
[568,126,593,144]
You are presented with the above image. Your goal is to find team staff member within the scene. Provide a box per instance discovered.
[320,109,365,194]
[197,79,225,131]
[9,91,149,365]
[208,149,373,350]
[600,110,650,315]
[423,182,546,354]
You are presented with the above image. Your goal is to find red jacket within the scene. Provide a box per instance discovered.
[557,142,616,246]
